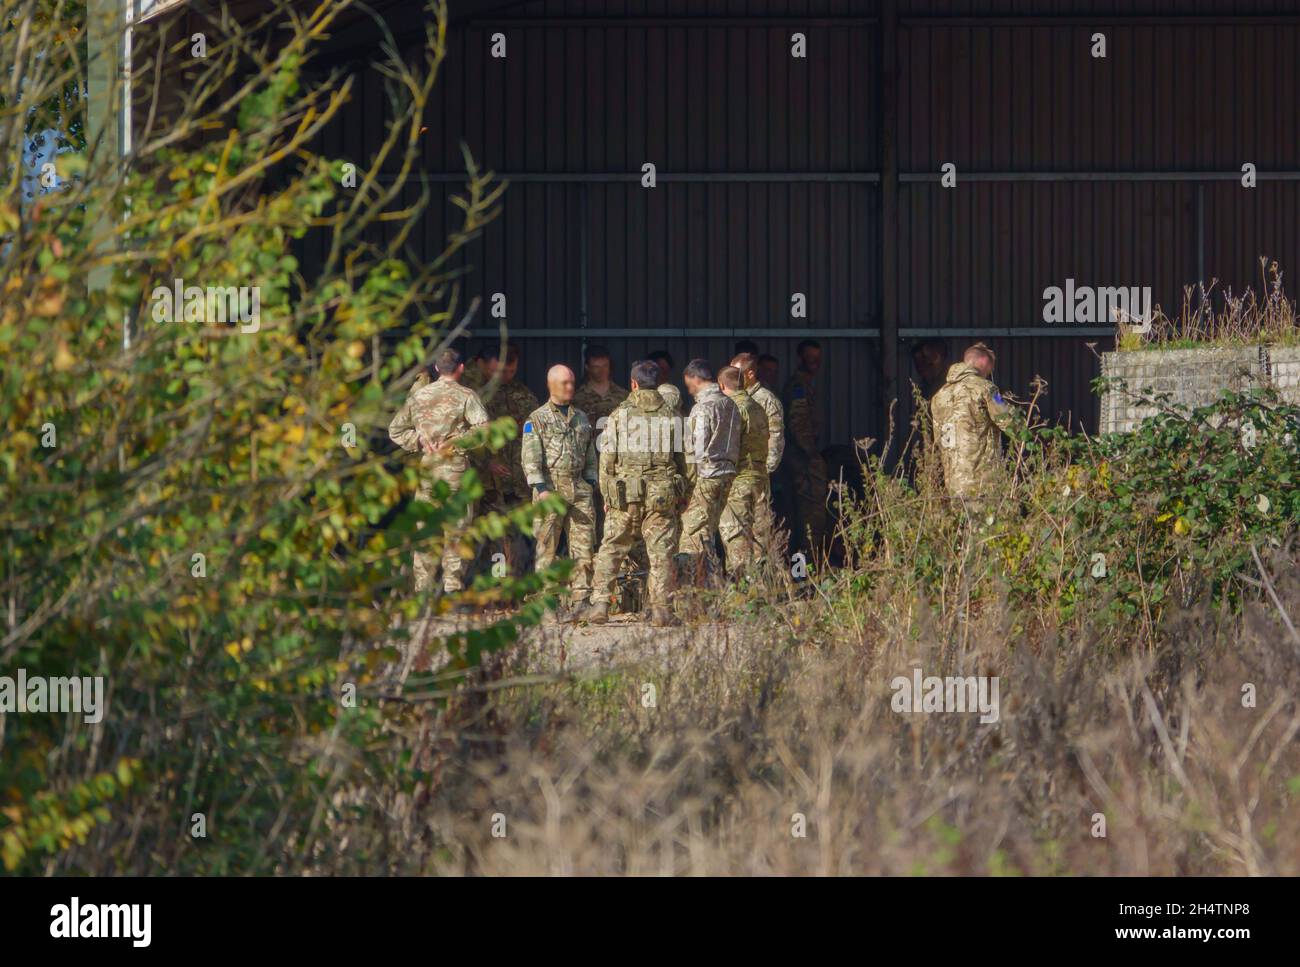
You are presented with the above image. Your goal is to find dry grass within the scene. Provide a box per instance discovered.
[1120,259,1298,349]
[330,540,1300,876]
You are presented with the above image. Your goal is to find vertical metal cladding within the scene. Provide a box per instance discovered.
[300,0,1299,443]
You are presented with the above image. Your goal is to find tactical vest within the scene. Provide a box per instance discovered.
[614,390,678,481]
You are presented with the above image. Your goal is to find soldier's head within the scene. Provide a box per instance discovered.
[682,358,715,397]
[729,352,759,389]
[718,365,742,397]
[733,338,760,357]
[478,344,502,380]
[796,339,822,376]
[434,347,465,379]
[962,342,997,379]
[629,359,660,392]
[547,364,576,404]
[502,342,521,382]
[757,353,779,388]
[648,350,674,382]
[584,344,612,384]
[911,338,949,386]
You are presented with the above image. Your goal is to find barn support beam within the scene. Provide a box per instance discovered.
[879,0,901,461]
[382,171,1299,184]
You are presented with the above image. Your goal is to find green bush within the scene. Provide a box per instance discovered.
[0,0,562,874]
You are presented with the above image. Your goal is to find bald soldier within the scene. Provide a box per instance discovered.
[782,338,828,553]
[929,343,1016,499]
[678,359,741,575]
[717,365,770,572]
[583,359,688,627]
[522,365,598,605]
[388,348,490,594]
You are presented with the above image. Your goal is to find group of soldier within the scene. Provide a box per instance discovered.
[388,334,1015,626]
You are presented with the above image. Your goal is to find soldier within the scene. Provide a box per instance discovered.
[929,343,1015,500]
[582,360,687,627]
[782,339,828,555]
[460,349,488,392]
[716,365,769,572]
[522,365,597,609]
[649,349,684,416]
[730,352,784,552]
[573,344,629,426]
[574,344,628,557]
[678,359,741,576]
[388,348,490,594]
[485,342,539,503]
[911,337,950,400]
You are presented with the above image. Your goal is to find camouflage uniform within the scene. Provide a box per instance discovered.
[573,381,629,427]
[679,383,741,559]
[749,383,785,551]
[461,362,486,392]
[929,362,1014,499]
[522,401,598,595]
[717,389,770,570]
[573,381,629,540]
[657,382,684,416]
[481,378,539,506]
[781,369,828,552]
[589,389,687,607]
[388,376,490,593]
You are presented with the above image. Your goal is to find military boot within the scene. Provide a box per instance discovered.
[648,605,680,628]
[581,598,609,625]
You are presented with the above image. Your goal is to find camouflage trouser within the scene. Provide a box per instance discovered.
[413,463,472,594]
[678,474,735,558]
[790,452,828,554]
[718,471,769,571]
[590,485,679,607]
[480,478,532,577]
[533,476,596,595]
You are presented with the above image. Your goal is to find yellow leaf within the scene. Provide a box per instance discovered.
[53,342,76,371]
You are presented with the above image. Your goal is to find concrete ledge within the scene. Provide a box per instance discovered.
[1099,345,1299,433]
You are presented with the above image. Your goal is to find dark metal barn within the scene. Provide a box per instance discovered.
[147,0,1300,450]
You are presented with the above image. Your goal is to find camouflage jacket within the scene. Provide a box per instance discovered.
[750,384,785,474]
[482,378,540,496]
[573,381,629,426]
[782,369,820,461]
[729,389,770,475]
[521,400,597,491]
[686,383,741,479]
[388,376,490,473]
[657,382,684,416]
[599,389,687,493]
[929,363,1015,497]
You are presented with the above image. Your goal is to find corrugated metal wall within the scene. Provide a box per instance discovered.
[304,0,1300,447]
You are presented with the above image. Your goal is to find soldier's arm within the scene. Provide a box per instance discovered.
[583,423,598,484]
[764,398,784,473]
[598,413,619,497]
[984,386,1016,434]
[788,395,817,459]
[753,407,770,469]
[521,416,551,493]
[388,395,421,452]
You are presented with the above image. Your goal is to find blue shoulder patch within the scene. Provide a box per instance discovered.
[523,421,534,433]
[790,384,805,400]
[992,391,1004,405]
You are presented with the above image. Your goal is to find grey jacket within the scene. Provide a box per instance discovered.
[686,383,741,478]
